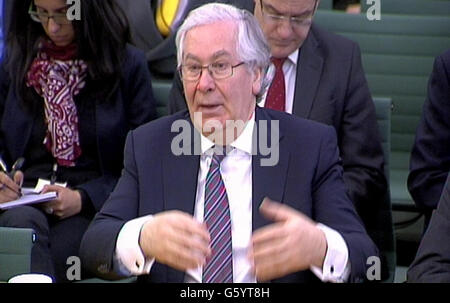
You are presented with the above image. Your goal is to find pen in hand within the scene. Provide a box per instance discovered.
[0,157,8,175]
[0,156,23,196]
[9,157,25,180]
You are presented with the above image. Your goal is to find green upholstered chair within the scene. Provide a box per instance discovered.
[361,0,450,16]
[0,227,35,282]
[313,10,450,212]
[318,0,333,10]
[152,78,173,118]
[373,97,396,282]
[313,9,450,266]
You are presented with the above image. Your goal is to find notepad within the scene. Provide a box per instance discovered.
[0,191,57,210]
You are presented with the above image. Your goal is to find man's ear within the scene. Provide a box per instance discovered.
[252,67,263,97]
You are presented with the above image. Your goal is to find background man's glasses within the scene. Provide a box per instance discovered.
[180,62,246,81]
[260,0,318,28]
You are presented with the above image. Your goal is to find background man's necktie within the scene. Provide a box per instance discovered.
[203,151,233,283]
[265,57,287,112]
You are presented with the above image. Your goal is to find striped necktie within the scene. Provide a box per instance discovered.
[202,149,233,283]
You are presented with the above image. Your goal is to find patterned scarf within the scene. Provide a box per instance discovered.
[26,40,87,167]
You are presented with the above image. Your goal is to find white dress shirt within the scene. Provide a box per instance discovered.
[114,111,351,282]
[260,49,299,114]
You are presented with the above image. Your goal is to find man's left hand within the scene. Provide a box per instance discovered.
[249,198,327,282]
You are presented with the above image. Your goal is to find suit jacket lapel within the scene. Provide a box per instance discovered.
[252,107,290,231]
[292,26,324,118]
[162,114,201,282]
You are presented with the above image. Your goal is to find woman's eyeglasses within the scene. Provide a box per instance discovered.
[28,3,71,25]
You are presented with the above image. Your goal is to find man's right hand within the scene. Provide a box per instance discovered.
[139,210,211,271]
[0,171,23,203]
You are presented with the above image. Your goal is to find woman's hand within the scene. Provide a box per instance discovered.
[41,185,82,219]
[0,171,23,203]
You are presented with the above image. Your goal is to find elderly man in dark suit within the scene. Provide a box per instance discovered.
[168,0,392,280]
[408,49,450,230]
[115,0,254,78]
[80,3,377,283]
[408,173,450,282]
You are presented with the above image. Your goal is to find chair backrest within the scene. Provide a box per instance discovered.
[361,0,450,16]
[152,78,173,118]
[318,0,333,10]
[0,227,35,282]
[373,97,396,283]
[374,97,392,182]
[313,10,450,210]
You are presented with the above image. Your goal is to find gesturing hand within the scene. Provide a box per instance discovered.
[139,210,211,272]
[249,198,327,282]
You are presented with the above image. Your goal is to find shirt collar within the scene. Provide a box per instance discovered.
[287,48,299,66]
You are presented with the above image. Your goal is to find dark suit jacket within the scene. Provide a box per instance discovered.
[408,172,450,282]
[80,107,378,283]
[408,49,450,225]
[115,0,254,78]
[0,45,156,211]
[168,23,391,276]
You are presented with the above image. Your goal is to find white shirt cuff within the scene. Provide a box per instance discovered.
[310,223,351,283]
[114,215,155,276]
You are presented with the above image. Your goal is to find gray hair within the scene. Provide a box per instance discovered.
[175,3,271,102]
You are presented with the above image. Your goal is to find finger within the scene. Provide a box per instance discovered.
[166,212,211,243]
[41,184,62,194]
[251,234,286,268]
[170,228,211,259]
[0,188,20,202]
[0,172,21,193]
[13,171,24,187]
[163,240,207,271]
[164,216,211,257]
[251,222,285,248]
[259,197,295,222]
[255,258,290,282]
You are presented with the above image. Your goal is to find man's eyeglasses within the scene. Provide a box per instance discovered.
[28,3,71,25]
[180,61,246,81]
[259,0,318,28]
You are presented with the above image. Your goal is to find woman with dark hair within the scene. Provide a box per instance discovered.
[0,0,156,282]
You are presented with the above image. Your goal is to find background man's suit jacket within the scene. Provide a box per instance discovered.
[80,107,378,283]
[408,173,450,282]
[408,49,450,227]
[115,0,254,78]
[167,23,391,275]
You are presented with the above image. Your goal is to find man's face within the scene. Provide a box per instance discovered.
[181,21,262,140]
[254,0,318,58]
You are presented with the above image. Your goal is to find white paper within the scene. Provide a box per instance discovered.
[0,191,57,210]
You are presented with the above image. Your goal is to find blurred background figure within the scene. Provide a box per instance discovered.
[408,48,450,232]
[0,0,156,282]
[333,0,361,13]
[115,0,254,79]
